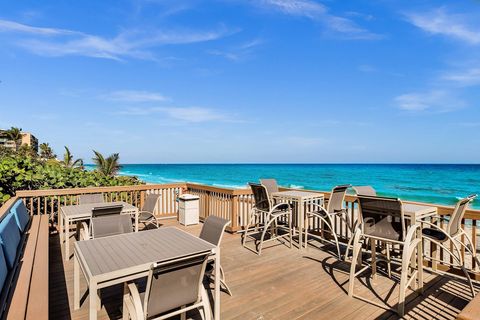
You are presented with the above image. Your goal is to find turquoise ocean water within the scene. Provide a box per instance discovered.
[87,164,480,209]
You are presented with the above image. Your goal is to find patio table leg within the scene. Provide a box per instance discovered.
[65,217,70,261]
[74,253,80,310]
[59,210,64,242]
[135,209,139,232]
[299,199,304,250]
[214,247,220,319]
[89,281,98,320]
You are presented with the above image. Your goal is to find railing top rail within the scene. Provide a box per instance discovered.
[0,196,19,222]
[7,182,480,219]
[15,183,187,197]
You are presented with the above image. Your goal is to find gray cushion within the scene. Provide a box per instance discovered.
[10,200,30,232]
[0,214,21,269]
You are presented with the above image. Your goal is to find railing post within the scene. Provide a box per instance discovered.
[231,195,238,232]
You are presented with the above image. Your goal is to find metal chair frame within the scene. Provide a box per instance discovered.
[242,183,293,255]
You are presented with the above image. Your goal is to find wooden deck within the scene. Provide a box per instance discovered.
[49,220,477,320]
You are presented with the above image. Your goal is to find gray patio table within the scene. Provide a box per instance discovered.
[74,227,220,320]
[59,201,139,261]
[272,190,325,250]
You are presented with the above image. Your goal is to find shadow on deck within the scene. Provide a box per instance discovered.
[49,220,476,320]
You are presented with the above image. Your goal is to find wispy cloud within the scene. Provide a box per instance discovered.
[117,106,235,123]
[0,19,78,36]
[102,90,169,102]
[394,90,465,112]
[442,67,480,86]
[208,38,263,61]
[405,8,480,45]
[256,0,381,40]
[0,19,235,60]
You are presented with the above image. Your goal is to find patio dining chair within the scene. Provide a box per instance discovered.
[259,178,279,198]
[304,184,351,259]
[242,183,292,255]
[80,204,133,239]
[78,193,104,205]
[352,186,377,196]
[421,194,479,297]
[344,185,377,261]
[348,195,423,317]
[138,194,161,229]
[199,215,232,296]
[122,252,212,320]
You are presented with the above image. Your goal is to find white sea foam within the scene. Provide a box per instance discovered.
[289,184,304,189]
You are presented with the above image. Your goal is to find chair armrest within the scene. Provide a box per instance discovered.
[126,282,144,320]
[306,203,328,216]
[271,203,291,212]
[80,222,90,240]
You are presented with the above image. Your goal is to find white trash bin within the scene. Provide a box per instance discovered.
[178,194,200,226]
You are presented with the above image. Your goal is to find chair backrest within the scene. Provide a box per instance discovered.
[199,215,231,246]
[91,214,133,239]
[352,186,377,197]
[358,195,405,242]
[249,183,272,212]
[260,179,279,197]
[446,194,477,237]
[327,185,351,214]
[142,194,160,213]
[144,253,210,318]
[91,204,124,218]
[79,193,104,205]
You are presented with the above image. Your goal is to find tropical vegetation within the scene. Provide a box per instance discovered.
[0,140,142,205]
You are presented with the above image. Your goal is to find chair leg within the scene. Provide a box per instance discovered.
[242,212,256,248]
[370,239,377,280]
[386,243,392,278]
[348,231,362,297]
[219,266,233,296]
[180,306,186,320]
[200,287,212,320]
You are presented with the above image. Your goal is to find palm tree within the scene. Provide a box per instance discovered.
[92,150,120,176]
[63,146,83,168]
[5,127,22,151]
[39,143,56,159]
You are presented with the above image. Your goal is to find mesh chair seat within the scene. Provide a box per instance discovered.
[422,228,447,242]
[139,211,156,221]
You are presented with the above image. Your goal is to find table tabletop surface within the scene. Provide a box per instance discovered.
[272,190,325,199]
[75,227,215,277]
[61,201,137,218]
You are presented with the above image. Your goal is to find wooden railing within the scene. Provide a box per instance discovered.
[4,183,480,280]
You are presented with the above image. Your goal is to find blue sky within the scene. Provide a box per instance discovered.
[0,0,479,163]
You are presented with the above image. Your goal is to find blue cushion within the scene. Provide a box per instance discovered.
[10,200,30,232]
[0,247,7,293]
[0,214,21,269]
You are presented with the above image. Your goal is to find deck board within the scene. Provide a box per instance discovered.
[49,220,476,320]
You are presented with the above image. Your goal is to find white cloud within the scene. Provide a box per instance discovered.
[442,67,480,86]
[117,106,233,123]
[394,90,465,112]
[405,8,480,45]
[0,19,235,60]
[0,19,79,36]
[260,0,326,18]
[208,38,263,61]
[102,90,169,102]
[257,0,381,40]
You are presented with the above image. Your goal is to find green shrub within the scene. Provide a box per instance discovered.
[0,153,142,205]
